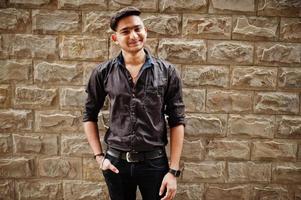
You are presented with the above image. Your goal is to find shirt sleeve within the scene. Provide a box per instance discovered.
[82,66,107,122]
[164,66,186,128]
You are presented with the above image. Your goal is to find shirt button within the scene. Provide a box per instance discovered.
[132,93,135,97]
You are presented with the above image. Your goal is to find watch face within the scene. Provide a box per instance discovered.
[169,168,181,177]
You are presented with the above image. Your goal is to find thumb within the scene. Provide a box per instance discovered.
[159,180,166,196]
[109,163,119,174]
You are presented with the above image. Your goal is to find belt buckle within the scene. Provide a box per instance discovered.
[126,151,139,162]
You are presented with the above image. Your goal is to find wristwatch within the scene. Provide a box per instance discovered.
[168,168,181,177]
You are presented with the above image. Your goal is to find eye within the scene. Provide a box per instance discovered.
[121,30,130,35]
[135,27,142,32]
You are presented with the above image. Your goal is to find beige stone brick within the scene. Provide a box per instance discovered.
[0,35,7,58]
[205,184,250,200]
[208,40,253,65]
[272,162,301,183]
[228,162,271,182]
[231,66,277,90]
[58,0,106,9]
[278,67,301,89]
[0,109,33,132]
[13,134,58,155]
[298,144,301,161]
[182,161,226,182]
[185,114,227,138]
[280,18,301,42]
[0,157,35,178]
[160,0,207,12]
[0,84,11,108]
[182,139,205,161]
[14,86,58,109]
[255,42,301,66]
[258,0,301,17]
[109,0,157,11]
[34,60,83,85]
[83,158,104,181]
[39,157,81,179]
[82,11,112,35]
[35,110,82,132]
[0,8,30,33]
[206,89,253,113]
[183,88,205,112]
[207,139,250,160]
[61,134,92,156]
[254,92,299,114]
[209,0,255,13]
[142,14,181,36]
[0,59,31,83]
[59,36,108,61]
[232,16,278,41]
[9,0,51,6]
[83,62,99,85]
[175,183,205,200]
[32,10,80,34]
[0,134,12,154]
[7,34,57,59]
[228,114,275,138]
[182,65,229,88]
[15,180,63,200]
[251,185,291,200]
[60,87,86,109]
[0,180,13,200]
[63,180,108,200]
[276,115,301,138]
[158,39,206,64]
[252,141,297,161]
[183,14,231,39]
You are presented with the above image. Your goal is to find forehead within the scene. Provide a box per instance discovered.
[116,15,144,31]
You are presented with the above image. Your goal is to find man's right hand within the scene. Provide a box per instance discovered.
[96,156,119,173]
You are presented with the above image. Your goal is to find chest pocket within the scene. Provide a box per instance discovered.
[143,86,164,121]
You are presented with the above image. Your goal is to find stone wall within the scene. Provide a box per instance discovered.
[0,0,301,199]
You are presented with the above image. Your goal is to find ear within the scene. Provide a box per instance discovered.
[111,34,118,44]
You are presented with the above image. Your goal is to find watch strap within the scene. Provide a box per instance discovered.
[168,168,181,177]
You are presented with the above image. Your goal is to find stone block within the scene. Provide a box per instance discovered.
[9,0,51,6]
[58,0,106,10]
[61,134,92,156]
[209,0,255,13]
[252,141,297,161]
[160,0,207,12]
[0,134,12,154]
[182,139,205,161]
[182,88,205,112]
[83,62,99,85]
[228,114,275,138]
[39,157,81,179]
[278,67,301,89]
[83,158,104,181]
[208,40,253,65]
[0,180,13,200]
[109,0,157,11]
[175,183,205,200]
[32,10,80,34]
[185,114,227,138]
[254,92,299,114]
[82,11,112,36]
[0,59,31,83]
[205,184,250,200]
[280,18,301,42]
[59,36,108,61]
[183,14,231,39]
[206,89,253,113]
[0,84,11,108]
[0,157,34,178]
[182,65,229,88]
[232,16,278,41]
[272,162,301,183]
[0,8,30,33]
[276,115,301,138]
[158,39,206,64]
[251,184,291,200]
[60,87,86,109]
[258,0,301,17]
[231,66,277,90]
[0,109,33,132]
[207,139,250,160]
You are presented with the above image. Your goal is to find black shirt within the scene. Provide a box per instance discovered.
[83,49,185,151]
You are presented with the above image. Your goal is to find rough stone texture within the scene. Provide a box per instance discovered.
[208,40,254,65]
[175,183,204,200]
[109,0,157,12]
[15,180,63,200]
[83,158,104,181]
[32,10,80,34]
[228,161,271,182]
[0,84,10,108]
[252,141,297,161]
[182,88,205,112]
[60,87,86,109]
[210,0,255,13]
[205,184,250,200]
[278,67,301,89]
[185,114,227,138]
[183,14,231,39]
[206,90,253,113]
[231,66,277,90]
[0,157,34,178]
[280,18,301,42]
[9,0,51,6]
[59,36,108,61]
[182,139,205,161]
[206,139,250,160]
[61,134,92,156]
[251,185,291,200]
[0,8,30,32]
[255,42,301,66]
[233,16,278,41]
[0,109,33,132]
[254,92,299,114]
[276,115,301,138]
[228,114,275,138]
[160,0,207,12]
[0,134,12,154]
[272,162,301,183]
[58,0,107,10]
[182,65,229,88]
[0,180,14,200]
[258,0,301,17]
[82,11,112,35]
[0,59,31,83]
[158,39,207,64]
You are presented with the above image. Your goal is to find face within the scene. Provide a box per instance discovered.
[112,15,147,54]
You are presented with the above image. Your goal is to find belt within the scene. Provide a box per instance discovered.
[106,148,165,163]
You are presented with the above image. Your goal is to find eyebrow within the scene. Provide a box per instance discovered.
[119,25,143,32]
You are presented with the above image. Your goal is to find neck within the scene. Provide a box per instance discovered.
[122,49,146,66]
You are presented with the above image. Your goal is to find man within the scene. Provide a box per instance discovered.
[83,6,185,200]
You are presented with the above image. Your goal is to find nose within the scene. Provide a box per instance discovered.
[129,30,138,39]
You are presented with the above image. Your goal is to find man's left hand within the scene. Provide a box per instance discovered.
[159,172,177,200]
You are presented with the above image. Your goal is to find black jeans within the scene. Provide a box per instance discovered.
[102,154,169,200]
